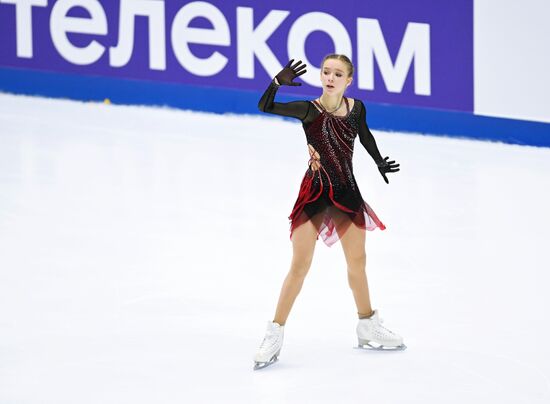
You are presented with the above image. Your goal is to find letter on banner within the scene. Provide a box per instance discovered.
[109,0,166,70]
[50,0,107,65]
[357,19,431,96]
[0,0,48,58]
[171,1,230,76]
[287,11,352,87]
[236,7,289,79]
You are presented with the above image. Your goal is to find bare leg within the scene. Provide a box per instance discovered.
[272,214,323,326]
[339,222,374,319]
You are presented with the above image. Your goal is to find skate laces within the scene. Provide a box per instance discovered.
[259,322,283,350]
[259,331,279,350]
[363,315,397,336]
[375,317,397,335]
[379,323,396,336]
[378,320,400,337]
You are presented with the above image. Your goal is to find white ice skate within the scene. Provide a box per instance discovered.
[253,321,284,370]
[354,309,406,351]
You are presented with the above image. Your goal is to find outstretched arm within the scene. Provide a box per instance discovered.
[357,100,400,184]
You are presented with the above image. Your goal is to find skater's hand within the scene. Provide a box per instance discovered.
[308,144,321,171]
[275,59,307,86]
[376,156,400,184]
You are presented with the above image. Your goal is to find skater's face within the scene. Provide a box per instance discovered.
[320,59,353,95]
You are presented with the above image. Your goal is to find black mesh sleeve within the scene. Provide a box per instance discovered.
[357,100,384,164]
[258,79,310,121]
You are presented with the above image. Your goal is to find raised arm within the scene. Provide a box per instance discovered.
[257,59,310,121]
[257,78,309,121]
[357,100,400,184]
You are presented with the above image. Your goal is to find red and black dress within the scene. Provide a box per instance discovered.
[258,80,386,247]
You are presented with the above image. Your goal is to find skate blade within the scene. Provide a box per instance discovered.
[354,340,407,351]
[253,356,279,370]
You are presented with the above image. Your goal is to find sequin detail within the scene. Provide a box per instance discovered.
[288,97,386,247]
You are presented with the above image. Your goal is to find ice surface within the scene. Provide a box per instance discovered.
[1,93,549,403]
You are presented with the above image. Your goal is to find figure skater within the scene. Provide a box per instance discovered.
[253,55,405,370]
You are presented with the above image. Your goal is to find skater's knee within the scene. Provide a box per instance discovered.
[345,251,366,268]
[289,259,312,278]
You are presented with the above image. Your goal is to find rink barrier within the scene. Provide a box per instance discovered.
[1,67,549,147]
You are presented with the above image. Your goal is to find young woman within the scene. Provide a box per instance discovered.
[253,55,405,370]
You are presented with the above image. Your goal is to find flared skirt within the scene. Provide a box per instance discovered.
[288,168,386,247]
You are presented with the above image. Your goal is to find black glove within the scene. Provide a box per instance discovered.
[376,156,400,184]
[275,59,307,86]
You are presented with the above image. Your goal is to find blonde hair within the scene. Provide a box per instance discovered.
[321,54,354,77]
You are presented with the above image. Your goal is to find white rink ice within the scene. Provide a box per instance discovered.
[1,92,550,404]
